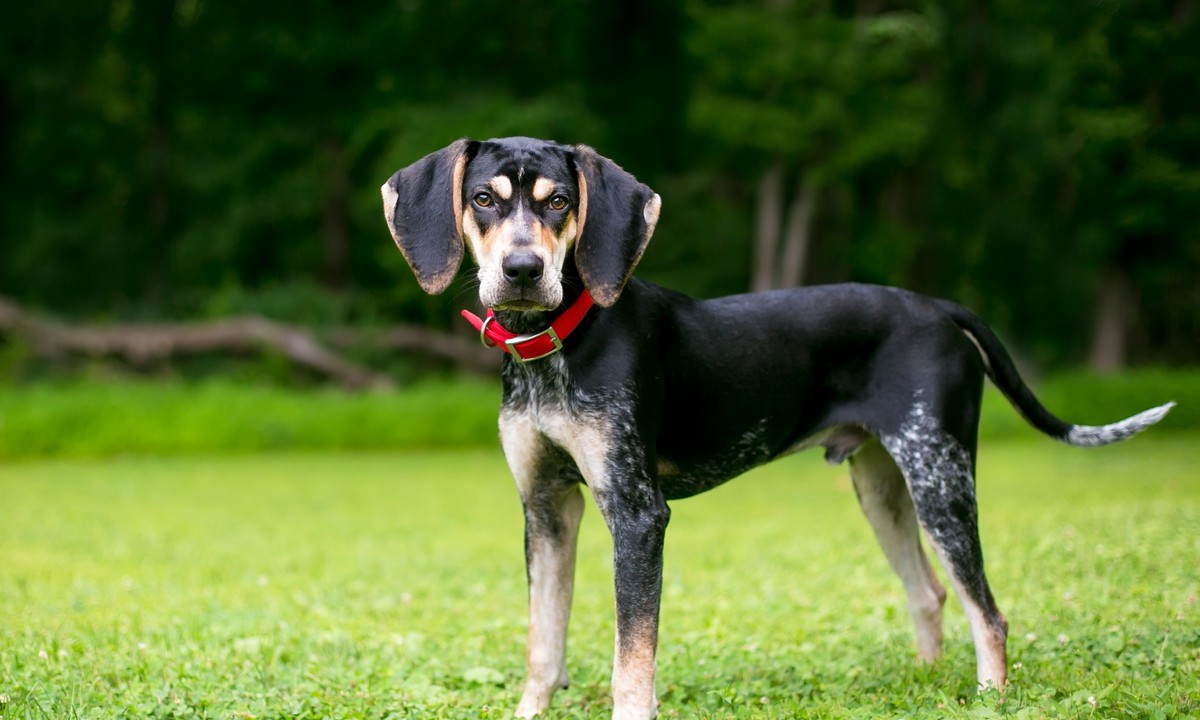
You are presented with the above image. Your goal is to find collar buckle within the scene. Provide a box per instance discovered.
[505,326,564,364]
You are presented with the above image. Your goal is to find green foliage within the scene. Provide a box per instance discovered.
[1,0,1197,367]
[202,278,356,325]
[689,2,936,176]
[2,439,1197,717]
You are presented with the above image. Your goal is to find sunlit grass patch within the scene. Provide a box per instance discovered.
[2,436,1197,718]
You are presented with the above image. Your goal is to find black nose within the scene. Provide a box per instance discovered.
[502,252,544,286]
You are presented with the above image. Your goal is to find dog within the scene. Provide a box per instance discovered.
[381,137,1174,719]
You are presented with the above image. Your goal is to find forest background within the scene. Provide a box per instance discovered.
[2,0,1198,391]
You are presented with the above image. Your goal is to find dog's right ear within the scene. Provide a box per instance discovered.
[381,138,477,295]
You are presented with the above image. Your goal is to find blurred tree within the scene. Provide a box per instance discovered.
[1061,1,1200,370]
[688,0,937,290]
[926,0,1200,368]
[0,0,1195,372]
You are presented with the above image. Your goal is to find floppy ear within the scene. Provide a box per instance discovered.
[572,145,662,307]
[381,138,476,294]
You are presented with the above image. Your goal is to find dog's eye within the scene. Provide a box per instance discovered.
[548,194,568,211]
[473,192,493,208]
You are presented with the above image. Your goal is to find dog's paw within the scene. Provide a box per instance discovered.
[514,697,544,718]
[514,685,554,718]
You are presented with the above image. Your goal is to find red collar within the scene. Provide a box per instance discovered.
[461,291,595,363]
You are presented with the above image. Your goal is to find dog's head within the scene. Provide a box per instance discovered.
[381,137,661,310]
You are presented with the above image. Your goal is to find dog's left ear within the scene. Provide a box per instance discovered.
[572,145,661,307]
[381,138,476,295]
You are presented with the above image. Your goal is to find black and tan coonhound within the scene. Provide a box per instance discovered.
[381,136,1173,719]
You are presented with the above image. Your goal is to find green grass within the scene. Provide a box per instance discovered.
[3,437,1197,718]
[0,379,502,458]
[1,368,1198,458]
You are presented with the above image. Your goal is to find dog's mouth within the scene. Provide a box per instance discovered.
[493,298,549,312]
[486,284,563,313]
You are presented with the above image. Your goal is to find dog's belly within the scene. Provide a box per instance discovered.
[655,424,871,500]
[655,456,758,499]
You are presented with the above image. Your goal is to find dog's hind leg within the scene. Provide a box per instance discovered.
[849,437,947,662]
[880,404,1008,691]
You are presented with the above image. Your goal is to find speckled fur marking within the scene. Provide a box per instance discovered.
[656,418,772,498]
[879,402,978,562]
[880,400,1008,689]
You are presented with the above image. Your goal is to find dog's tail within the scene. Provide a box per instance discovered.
[934,299,1175,447]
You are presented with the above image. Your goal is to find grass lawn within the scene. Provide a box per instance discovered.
[2,437,1197,719]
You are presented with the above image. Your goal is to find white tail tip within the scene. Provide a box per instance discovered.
[1064,401,1176,447]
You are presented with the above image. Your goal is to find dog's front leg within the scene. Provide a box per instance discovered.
[555,403,669,720]
[502,414,585,718]
[525,395,668,719]
[592,472,670,720]
[515,481,585,717]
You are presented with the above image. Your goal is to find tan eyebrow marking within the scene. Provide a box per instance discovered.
[532,177,555,202]
[489,175,513,200]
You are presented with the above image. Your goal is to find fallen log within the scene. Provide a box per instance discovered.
[0,296,496,389]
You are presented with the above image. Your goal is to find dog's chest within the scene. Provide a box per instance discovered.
[502,356,575,434]
[504,394,578,452]
[499,355,635,470]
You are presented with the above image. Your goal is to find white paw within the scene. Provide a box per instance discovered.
[515,696,545,718]
[611,693,658,720]
[515,682,558,718]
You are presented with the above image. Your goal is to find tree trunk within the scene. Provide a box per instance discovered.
[751,162,785,292]
[142,0,177,303]
[320,134,351,289]
[1088,269,1135,373]
[778,177,818,288]
[752,165,819,291]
